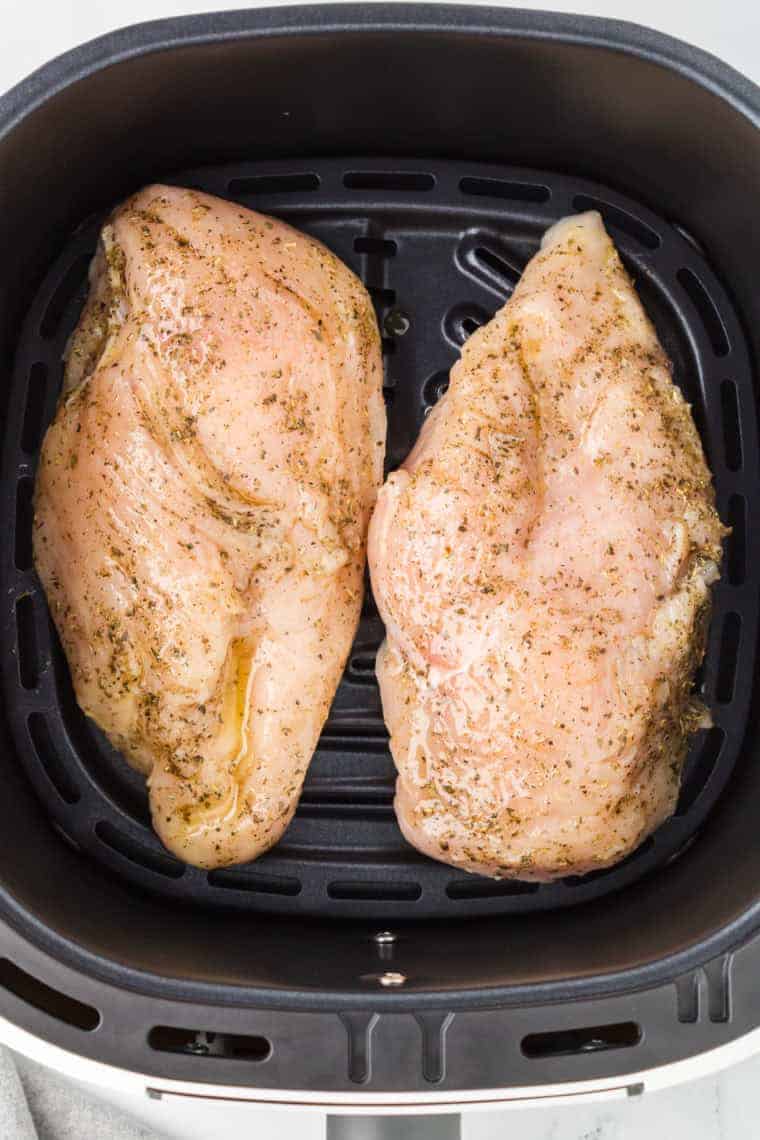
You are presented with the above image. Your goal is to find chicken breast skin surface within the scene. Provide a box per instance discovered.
[34,185,385,869]
[369,211,723,881]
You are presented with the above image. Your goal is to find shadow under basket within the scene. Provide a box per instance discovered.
[0,3,759,1103]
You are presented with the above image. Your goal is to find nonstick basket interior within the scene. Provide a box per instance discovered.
[2,157,756,922]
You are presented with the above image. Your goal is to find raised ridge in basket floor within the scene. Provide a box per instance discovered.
[1,158,757,920]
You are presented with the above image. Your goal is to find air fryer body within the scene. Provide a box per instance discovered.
[0,4,759,1105]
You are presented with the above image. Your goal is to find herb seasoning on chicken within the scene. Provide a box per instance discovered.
[369,212,724,880]
[34,185,385,869]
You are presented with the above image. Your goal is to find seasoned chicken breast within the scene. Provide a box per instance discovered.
[369,211,723,881]
[34,185,385,869]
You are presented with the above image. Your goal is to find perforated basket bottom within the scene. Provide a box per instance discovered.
[2,159,756,920]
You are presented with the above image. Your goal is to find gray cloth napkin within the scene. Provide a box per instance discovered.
[0,1048,165,1140]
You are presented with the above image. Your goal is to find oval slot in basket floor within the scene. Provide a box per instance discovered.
[95,820,185,880]
[0,959,99,1031]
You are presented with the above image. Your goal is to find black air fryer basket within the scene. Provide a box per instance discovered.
[0,3,759,1106]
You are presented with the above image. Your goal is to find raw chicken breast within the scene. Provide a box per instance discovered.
[369,212,723,880]
[34,185,384,868]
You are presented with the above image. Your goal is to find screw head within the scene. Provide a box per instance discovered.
[383,309,411,337]
[373,930,397,945]
[379,971,406,987]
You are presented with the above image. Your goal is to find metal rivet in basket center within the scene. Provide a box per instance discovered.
[373,930,397,945]
[379,971,406,987]
[383,309,410,337]
[185,1032,211,1055]
[373,930,397,961]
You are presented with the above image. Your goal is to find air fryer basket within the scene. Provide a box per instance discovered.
[0,4,759,1101]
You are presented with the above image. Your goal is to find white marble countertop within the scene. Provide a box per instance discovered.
[23,1047,760,1139]
[1,0,758,1136]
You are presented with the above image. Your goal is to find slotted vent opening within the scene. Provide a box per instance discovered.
[676,726,725,815]
[725,494,746,586]
[40,253,91,339]
[328,880,422,901]
[207,868,301,896]
[344,171,435,192]
[15,477,34,571]
[720,380,742,470]
[572,195,661,249]
[349,646,379,683]
[472,245,521,290]
[149,1026,271,1061]
[27,713,80,804]
[300,776,393,806]
[460,176,549,203]
[563,837,655,886]
[16,594,39,690]
[677,267,730,356]
[444,303,491,347]
[227,172,319,195]
[672,222,707,256]
[447,879,539,899]
[522,1021,641,1059]
[318,733,390,756]
[22,362,49,455]
[715,613,741,703]
[0,959,99,1031]
[95,820,185,879]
